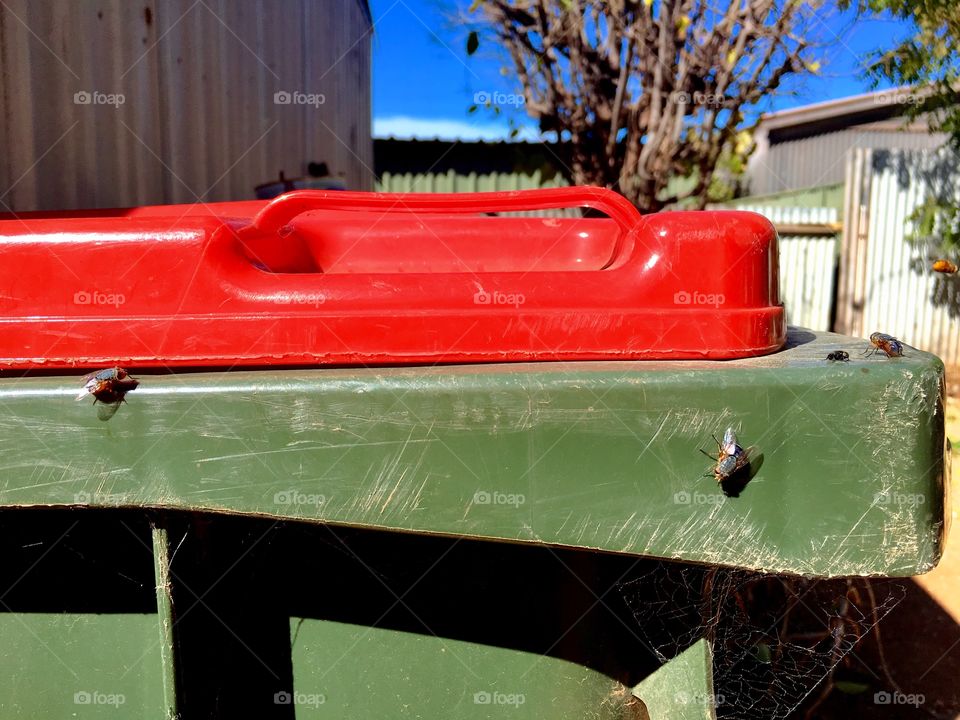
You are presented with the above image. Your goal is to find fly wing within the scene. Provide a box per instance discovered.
[96,401,122,421]
[77,368,109,399]
[721,428,740,456]
[76,377,98,400]
[739,446,758,465]
[738,446,763,478]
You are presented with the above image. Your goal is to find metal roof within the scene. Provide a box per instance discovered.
[759,87,932,143]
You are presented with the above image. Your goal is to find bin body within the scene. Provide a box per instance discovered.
[0,189,946,718]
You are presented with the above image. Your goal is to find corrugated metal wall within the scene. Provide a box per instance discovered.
[377,170,581,217]
[732,205,839,331]
[838,147,960,365]
[717,183,845,214]
[751,129,946,196]
[0,0,372,212]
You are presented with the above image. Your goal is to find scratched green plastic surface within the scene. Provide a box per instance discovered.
[288,619,632,718]
[152,526,179,719]
[0,329,946,577]
[0,614,166,717]
[287,621,711,719]
[288,620,711,718]
[633,639,716,720]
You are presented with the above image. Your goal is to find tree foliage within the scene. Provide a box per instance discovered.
[467,0,826,212]
[851,0,960,252]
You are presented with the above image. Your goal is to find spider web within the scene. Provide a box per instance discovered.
[619,564,906,719]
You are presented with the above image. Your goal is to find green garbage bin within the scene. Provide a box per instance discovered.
[0,188,946,718]
[0,328,945,719]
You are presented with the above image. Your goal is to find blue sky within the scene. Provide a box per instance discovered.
[370,0,911,141]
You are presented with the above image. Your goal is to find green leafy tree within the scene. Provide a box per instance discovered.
[852,0,960,249]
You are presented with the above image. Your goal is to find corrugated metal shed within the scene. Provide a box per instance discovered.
[716,183,845,214]
[838,147,960,366]
[751,128,946,196]
[377,169,566,194]
[0,0,372,211]
[376,169,580,217]
[748,89,949,196]
[730,205,839,331]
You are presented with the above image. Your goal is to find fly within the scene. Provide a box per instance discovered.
[700,427,757,484]
[863,332,904,358]
[76,367,139,418]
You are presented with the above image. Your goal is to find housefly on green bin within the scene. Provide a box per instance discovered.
[699,427,760,495]
[76,367,139,420]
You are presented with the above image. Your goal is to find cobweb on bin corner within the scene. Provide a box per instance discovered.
[619,564,906,719]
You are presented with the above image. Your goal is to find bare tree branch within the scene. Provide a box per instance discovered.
[475,0,821,212]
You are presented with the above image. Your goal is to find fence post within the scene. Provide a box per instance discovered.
[836,148,872,335]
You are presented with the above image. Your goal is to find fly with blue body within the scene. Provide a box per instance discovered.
[76,367,140,419]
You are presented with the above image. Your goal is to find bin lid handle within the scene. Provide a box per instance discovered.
[249,186,643,237]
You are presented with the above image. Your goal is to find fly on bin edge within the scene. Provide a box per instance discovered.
[76,367,140,405]
[862,332,904,358]
[699,427,757,484]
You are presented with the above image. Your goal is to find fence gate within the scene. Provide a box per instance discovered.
[837,147,960,369]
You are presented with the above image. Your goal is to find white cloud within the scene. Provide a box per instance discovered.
[373,115,540,142]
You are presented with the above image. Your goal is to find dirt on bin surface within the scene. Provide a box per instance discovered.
[795,394,960,720]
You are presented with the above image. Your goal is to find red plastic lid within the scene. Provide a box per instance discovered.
[0,187,784,368]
